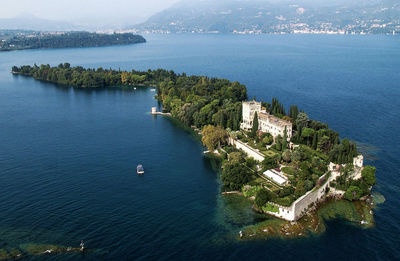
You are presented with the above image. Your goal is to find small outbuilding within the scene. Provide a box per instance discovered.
[263,169,288,185]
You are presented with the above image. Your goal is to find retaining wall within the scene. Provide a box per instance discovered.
[229,138,265,162]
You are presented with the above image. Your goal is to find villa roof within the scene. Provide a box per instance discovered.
[258,112,292,127]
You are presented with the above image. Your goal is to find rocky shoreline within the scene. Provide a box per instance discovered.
[231,194,377,240]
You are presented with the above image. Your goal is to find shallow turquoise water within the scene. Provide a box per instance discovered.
[0,34,399,260]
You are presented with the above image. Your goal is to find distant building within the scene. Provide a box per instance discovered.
[240,100,292,139]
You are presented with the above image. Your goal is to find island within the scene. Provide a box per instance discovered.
[11,64,377,239]
[0,31,146,51]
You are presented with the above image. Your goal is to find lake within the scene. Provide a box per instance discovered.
[0,34,399,260]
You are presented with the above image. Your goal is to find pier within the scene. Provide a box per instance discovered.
[151,107,171,116]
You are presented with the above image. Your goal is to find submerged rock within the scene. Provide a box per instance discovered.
[19,243,83,256]
[0,248,23,260]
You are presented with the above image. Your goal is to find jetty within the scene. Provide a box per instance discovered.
[151,107,171,116]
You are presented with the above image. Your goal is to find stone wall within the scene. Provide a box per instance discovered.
[264,170,343,221]
[229,138,265,162]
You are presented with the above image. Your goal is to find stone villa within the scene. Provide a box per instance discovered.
[240,100,293,139]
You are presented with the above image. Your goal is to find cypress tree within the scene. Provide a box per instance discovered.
[251,112,258,138]
[283,126,288,150]
[312,133,317,150]
[276,139,282,151]
[334,136,339,145]
[347,153,353,163]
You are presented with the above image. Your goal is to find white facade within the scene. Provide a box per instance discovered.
[353,155,364,168]
[241,101,292,139]
[241,100,261,130]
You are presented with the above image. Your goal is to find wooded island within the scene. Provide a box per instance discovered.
[0,32,145,51]
[12,64,376,233]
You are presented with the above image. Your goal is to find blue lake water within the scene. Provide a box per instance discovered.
[0,34,399,260]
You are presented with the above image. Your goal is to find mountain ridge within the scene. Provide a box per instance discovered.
[129,0,400,34]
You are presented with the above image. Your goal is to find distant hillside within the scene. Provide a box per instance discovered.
[130,0,400,34]
[0,14,83,31]
[0,31,146,51]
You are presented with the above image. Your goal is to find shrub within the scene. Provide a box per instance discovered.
[281,167,296,175]
[273,196,292,207]
[262,203,279,213]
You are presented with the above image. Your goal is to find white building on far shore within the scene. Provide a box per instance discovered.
[240,100,292,139]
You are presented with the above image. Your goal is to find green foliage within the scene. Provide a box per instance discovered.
[275,139,282,151]
[362,165,376,186]
[271,98,286,116]
[250,112,258,138]
[13,64,247,131]
[262,156,278,171]
[282,150,291,163]
[290,150,301,163]
[221,162,251,190]
[261,133,273,145]
[201,125,228,151]
[282,126,288,150]
[1,32,145,51]
[344,186,363,201]
[245,157,257,170]
[281,167,296,175]
[329,138,358,164]
[255,189,275,208]
[262,203,279,213]
[289,105,299,120]
[242,185,262,198]
[295,180,307,197]
[301,128,315,146]
[273,196,293,207]
[229,152,244,163]
[295,112,309,132]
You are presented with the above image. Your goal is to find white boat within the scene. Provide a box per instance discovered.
[137,164,144,175]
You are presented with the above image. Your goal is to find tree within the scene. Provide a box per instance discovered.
[275,138,282,151]
[295,112,309,132]
[255,189,272,208]
[201,125,228,151]
[245,157,257,169]
[251,112,258,138]
[221,162,251,190]
[282,151,291,162]
[291,150,301,163]
[229,152,243,163]
[289,105,299,120]
[344,186,363,201]
[312,133,317,150]
[294,180,306,197]
[362,166,376,186]
[282,126,288,150]
[301,128,315,146]
[262,156,278,170]
[262,133,273,145]
[318,135,331,153]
